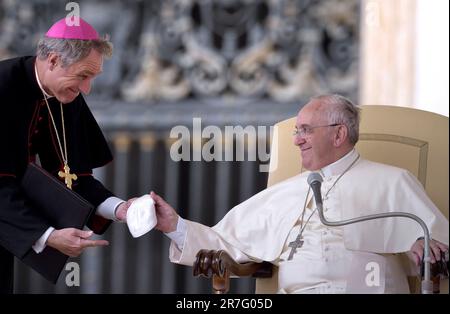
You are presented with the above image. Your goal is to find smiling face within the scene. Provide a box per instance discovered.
[293,100,346,170]
[42,49,103,104]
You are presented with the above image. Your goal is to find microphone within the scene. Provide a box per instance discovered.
[307,172,323,207]
[307,172,434,294]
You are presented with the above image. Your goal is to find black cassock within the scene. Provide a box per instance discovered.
[0,56,116,293]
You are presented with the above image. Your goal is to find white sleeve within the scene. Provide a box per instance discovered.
[32,227,55,254]
[168,219,257,266]
[96,196,125,222]
[165,217,187,250]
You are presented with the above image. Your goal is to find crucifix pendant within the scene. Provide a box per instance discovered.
[287,236,304,260]
[58,164,77,190]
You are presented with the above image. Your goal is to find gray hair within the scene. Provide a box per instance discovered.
[311,94,361,144]
[36,36,113,67]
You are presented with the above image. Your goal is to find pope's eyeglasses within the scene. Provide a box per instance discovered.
[293,124,340,137]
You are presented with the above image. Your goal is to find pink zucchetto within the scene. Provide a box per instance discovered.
[45,17,99,40]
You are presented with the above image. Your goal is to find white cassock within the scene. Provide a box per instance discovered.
[169,149,449,293]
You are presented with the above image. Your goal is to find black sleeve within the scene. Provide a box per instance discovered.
[0,177,50,259]
[73,175,114,234]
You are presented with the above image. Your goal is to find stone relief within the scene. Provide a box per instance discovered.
[0,0,359,103]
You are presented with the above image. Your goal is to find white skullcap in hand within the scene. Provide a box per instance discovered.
[126,195,157,238]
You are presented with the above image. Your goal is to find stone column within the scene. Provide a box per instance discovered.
[360,0,416,107]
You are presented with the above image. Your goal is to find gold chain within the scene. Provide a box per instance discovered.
[43,97,67,166]
[34,64,77,189]
[41,96,77,189]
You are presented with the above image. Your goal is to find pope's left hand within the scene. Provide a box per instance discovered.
[409,238,448,266]
[115,198,137,222]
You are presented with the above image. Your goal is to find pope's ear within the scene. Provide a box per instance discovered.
[334,124,348,147]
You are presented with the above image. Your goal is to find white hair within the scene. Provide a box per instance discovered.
[311,94,361,144]
[36,36,113,67]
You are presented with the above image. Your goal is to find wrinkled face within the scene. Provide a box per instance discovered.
[45,49,103,104]
[293,101,338,170]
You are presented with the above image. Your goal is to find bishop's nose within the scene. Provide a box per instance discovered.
[79,78,92,94]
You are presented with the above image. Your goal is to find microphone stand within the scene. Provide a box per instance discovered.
[308,173,433,294]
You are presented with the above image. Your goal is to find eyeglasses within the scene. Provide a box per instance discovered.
[293,124,341,137]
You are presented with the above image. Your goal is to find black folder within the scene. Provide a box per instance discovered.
[20,163,95,284]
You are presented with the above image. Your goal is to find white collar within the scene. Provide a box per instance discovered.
[34,62,54,99]
[320,148,358,178]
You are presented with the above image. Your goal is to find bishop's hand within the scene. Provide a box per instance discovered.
[115,198,137,222]
[46,228,109,257]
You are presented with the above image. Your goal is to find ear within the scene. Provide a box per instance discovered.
[333,125,348,147]
[47,53,60,71]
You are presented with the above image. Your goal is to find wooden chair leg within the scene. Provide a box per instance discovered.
[432,276,441,294]
[212,270,230,294]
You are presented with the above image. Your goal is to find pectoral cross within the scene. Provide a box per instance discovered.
[287,236,304,260]
[58,164,77,190]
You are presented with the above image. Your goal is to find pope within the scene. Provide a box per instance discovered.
[152,94,449,294]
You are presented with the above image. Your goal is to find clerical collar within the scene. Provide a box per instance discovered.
[34,62,54,99]
[320,148,358,178]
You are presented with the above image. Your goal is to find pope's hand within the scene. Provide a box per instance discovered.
[150,191,179,233]
[46,228,109,257]
[115,198,137,221]
[409,238,448,266]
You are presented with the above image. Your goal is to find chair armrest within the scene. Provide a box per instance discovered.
[193,249,273,294]
[411,251,450,294]
[428,252,449,293]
